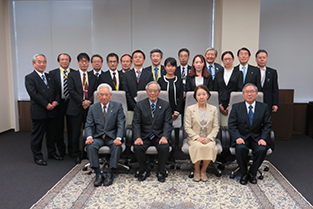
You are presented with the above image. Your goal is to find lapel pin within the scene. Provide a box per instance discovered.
[159,106,161,109]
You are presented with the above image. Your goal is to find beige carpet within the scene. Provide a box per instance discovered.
[31,160,312,209]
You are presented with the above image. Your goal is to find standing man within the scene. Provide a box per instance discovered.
[67,52,97,164]
[25,54,61,165]
[204,47,224,80]
[98,53,124,90]
[175,48,191,98]
[123,50,153,111]
[234,47,261,90]
[144,48,166,82]
[91,54,104,81]
[120,54,132,73]
[133,81,173,182]
[85,83,126,187]
[228,83,271,185]
[49,53,75,158]
[255,49,279,113]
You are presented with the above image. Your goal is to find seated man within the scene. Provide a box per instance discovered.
[132,81,173,182]
[85,83,126,187]
[228,83,271,185]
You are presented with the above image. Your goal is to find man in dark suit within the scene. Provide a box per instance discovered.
[66,53,97,164]
[175,48,191,98]
[98,53,124,90]
[49,53,75,158]
[144,48,166,82]
[85,83,126,187]
[25,54,61,165]
[120,54,132,73]
[91,54,104,81]
[234,47,261,90]
[255,49,279,113]
[228,83,272,185]
[123,50,153,111]
[204,47,224,80]
[133,81,173,182]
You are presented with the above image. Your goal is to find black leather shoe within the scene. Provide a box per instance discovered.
[94,174,104,187]
[103,172,114,186]
[157,172,166,183]
[48,154,63,161]
[35,159,47,166]
[240,173,248,185]
[249,173,257,184]
[75,156,81,164]
[138,171,150,181]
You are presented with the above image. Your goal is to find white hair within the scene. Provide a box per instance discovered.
[97,83,112,93]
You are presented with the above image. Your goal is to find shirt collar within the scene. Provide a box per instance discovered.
[245,101,256,112]
[149,99,158,106]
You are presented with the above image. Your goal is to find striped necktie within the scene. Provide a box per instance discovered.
[42,75,49,89]
[63,70,69,98]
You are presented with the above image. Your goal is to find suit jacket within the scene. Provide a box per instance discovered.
[260,67,279,109]
[132,98,173,143]
[234,64,261,90]
[184,103,219,142]
[49,67,76,98]
[175,65,191,78]
[85,101,125,140]
[25,70,60,120]
[186,74,214,91]
[158,76,184,114]
[66,70,97,116]
[228,101,272,147]
[207,62,224,79]
[123,68,153,110]
[144,65,166,81]
[213,69,243,108]
[98,70,124,91]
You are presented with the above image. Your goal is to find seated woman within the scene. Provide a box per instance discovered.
[184,85,219,182]
[186,54,213,92]
[158,57,184,123]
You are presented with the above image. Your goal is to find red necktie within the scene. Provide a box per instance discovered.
[113,72,117,89]
[83,73,89,100]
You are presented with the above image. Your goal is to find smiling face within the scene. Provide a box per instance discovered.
[150,52,162,67]
[132,52,145,68]
[33,55,47,73]
[238,49,250,66]
[78,57,89,72]
[222,53,234,69]
[58,54,70,69]
[178,51,189,66]
[97,86,112,106]
[107,56,119,71]
[193,56,205,72]
[195,88,209,105]
[256,52,268,68]
[121,55,132,71]
[243,85,258,104]
[164,62,176,76]
[205,49,217,64]
[146,83,160,103]
[91,56,103,72]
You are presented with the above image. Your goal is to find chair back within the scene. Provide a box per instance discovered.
[228,91,263,115]
[137,90,169,102]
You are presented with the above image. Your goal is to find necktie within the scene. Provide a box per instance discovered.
[63,70,69,98]
[149,103,156,140]
[83,73,89,100]
[42,75,49,89]
[136,71,141,83]
[103,105,107,121]
[113,72,117,89]
[242,66,246,83]
[249,105,254,125]
[208,65,212,74]
[154,67,159,81]
[95,72,99,79]
[182,67,186,91]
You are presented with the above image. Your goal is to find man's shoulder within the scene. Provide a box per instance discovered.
[266,67,277,73]
[25,70,36,78]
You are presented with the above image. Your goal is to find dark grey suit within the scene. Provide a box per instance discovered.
[132,98,173,174]
[260,67,279,110]
[85,101,126,169]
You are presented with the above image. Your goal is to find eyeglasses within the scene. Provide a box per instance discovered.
[108,61,117,64]
[147,89,159,93]
[36,61,47,64]
[223,58,233,62]
[243,90,257,94]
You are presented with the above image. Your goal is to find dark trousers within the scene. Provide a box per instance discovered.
[55,99,71,156]
[235,137,267,176]
[31,118,57,161]
[86,137,122,169]
[67,109,88,157]
[134,137,169,174]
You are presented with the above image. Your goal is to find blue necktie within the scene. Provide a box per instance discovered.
[242,66,246,83]
[249,105,253,125]
[42,75,49,89]
[154,67,159,81]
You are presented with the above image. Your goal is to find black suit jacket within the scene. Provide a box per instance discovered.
[213,69,243,108]
[132,98,173,143]
[98,70,124,91]
[144,65,166,81]
[175,65,191,78]
[186,74,214,91]
[25,70,60,120]
[234,64,261,90]
[66,70,97,116]
[123,68,153,110]
[228,101,271,147]
[206,62,224,79]
[260,67,279,109]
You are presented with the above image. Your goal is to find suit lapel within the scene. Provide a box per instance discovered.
[240,102,250,126]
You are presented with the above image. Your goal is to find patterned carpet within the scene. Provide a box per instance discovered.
[31,160,312,209]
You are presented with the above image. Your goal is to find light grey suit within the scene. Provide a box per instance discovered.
[85,101,126,169]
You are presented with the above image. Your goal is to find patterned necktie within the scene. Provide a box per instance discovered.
[149,103,156,140]
[242,66,246,83]
[113,72,117,89]
[63,71,69,98]
[136,70,141,83]
[154,67,159,81]
[83,73,89,100]
[103,105,107,121]
[95,72,99,79]
[182,67,186,91]
[249,105,254,125]
[182,67,185,77]
[208,65,212,74]
[42,75,49,89]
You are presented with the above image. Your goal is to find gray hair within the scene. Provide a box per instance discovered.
[32,54,46,63]
[243,83,258,92]
[205,47,218,56]
[150,48,163,58]
[145,81,161,90]
[97,83,112,93]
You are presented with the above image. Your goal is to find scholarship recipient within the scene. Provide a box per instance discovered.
[185,85,219,182]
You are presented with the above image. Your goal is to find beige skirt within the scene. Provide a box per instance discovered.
[188,140,217,164]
